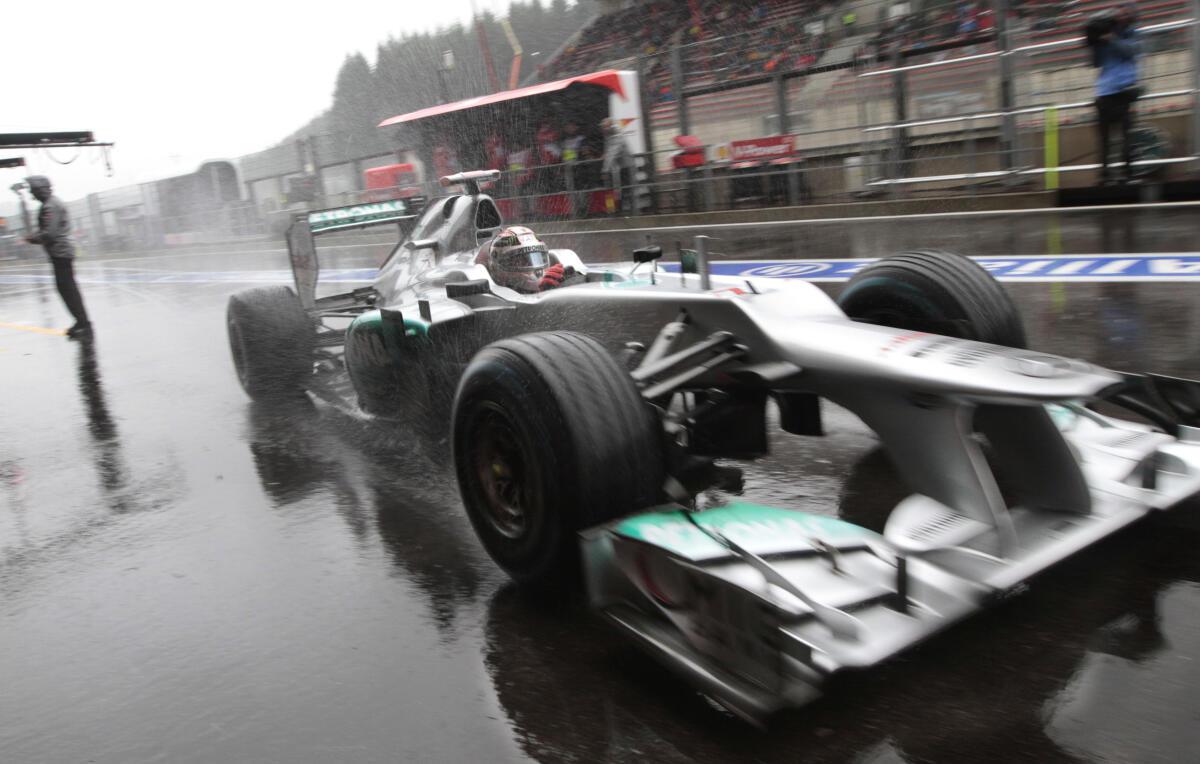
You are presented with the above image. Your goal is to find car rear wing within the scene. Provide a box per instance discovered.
[287,198,421,309]
[440,170,500,195]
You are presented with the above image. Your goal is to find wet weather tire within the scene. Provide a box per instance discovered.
[452,331,665,586]
[227,286,315,400]
[837,249,1026,348]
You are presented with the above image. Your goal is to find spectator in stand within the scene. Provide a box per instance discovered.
[560,120,596,216]
[533,123,564,197]
[578,136,606,192]
[978,7,995,32]
[485,134,507,172]
[958,2,981,35]
[1087,4,1142,184]
[561,121,585,166]
[601,118,634,215]
[484,133,509,197]
[432,143,459,180]
[542,1,688,80]
[543,0,838,88]
[940,7,958,38]
[507,140,535,218]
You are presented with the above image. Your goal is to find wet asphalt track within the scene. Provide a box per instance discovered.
[2,209,1199,763]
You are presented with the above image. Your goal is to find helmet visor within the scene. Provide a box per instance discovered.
[495,244,549,271]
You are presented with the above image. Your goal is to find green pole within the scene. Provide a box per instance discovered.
[1044,106,1059,191]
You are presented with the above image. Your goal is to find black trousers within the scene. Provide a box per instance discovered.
[50,257,90,326]
[1096,90,1137,179]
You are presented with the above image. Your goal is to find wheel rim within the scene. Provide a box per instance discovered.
[471,404,537,540]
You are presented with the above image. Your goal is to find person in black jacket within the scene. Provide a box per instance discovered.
[24,175,92,339]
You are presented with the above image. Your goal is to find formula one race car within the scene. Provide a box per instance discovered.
[227,171,1200,721]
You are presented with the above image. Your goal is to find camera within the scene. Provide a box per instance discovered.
[1085,12,1118,48]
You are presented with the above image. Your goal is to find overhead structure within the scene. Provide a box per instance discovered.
[472,1,501,93]
[378,70,627,126]
[377,69,648,217]
[1,130,115,177]
[0,131,113,149]
[500,17,523,90]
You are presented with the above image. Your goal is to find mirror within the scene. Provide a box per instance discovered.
[633,245,663,264]
[679,249,699,274]
[405,238,440,252]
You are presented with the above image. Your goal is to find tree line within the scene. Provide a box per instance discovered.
[323,0,600,142]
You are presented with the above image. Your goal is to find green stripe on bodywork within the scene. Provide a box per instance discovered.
[614,503,879,560]
[603,276,653,289]
[349,309,429,339]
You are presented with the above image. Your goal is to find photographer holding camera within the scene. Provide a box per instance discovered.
[1086,4,1141,185]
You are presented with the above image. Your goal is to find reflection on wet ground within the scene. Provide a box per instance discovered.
[1,223,1199,762]
[244,402,487,635]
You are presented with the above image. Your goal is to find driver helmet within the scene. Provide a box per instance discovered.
[485,226,551,292]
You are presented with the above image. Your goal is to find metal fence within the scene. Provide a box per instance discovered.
[58,0,1200,254]
[406,0,1200,222]
[636,0,1199,203]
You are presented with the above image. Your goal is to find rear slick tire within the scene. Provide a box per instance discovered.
[452,331,664,587]
[227,285,315,400]
[837,249,1027,348]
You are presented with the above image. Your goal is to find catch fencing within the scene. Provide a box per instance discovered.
[637,0,1200,206]
[57,0,1200,255]
[337,0,1200,222]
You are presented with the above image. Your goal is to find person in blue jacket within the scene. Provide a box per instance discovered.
[1087,5,1141,184]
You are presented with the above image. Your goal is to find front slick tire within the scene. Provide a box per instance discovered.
[453,331,664,587]
[837,249,1027,348]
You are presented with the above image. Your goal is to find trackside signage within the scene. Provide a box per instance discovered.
[307,199,411,233]
[729,135,796,162]
[659,254,1200,282]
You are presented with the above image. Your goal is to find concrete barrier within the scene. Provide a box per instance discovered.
[535,190,1058,233]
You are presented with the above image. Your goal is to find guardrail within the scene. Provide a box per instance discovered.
[852,4,1200,193]
[858,18,1195,78]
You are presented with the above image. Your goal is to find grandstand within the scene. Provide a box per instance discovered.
[545,1,836,91]
[58,0,1197,249]
[535,0,1194,194]
[216,0,1191,218]
[541,2,688,80]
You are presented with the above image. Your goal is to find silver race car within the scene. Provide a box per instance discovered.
[227,171,1200,721]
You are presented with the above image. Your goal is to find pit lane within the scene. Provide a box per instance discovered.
[1,207,1198,763]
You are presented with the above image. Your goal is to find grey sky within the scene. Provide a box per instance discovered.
[1,0,515,204]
